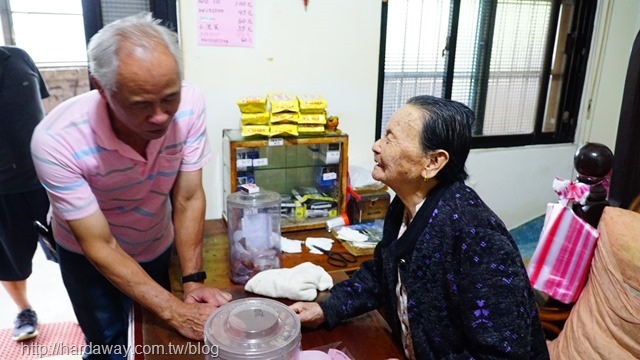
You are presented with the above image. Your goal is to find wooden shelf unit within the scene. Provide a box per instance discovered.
[222,129,349,232]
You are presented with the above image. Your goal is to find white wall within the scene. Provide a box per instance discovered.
[178,0,640,229]
[577,0,640,146]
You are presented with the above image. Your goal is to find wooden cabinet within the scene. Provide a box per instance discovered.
[222,129,349,232]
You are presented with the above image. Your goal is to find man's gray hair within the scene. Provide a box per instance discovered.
[87,12,183,93]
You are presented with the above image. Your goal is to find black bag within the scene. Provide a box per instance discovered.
[33,220,59,263]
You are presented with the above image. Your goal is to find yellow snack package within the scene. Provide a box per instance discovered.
[298,112,326,124]
[268,93,299,113]
[241,125,270,137]
[241,112,270,125]
[270,112,300,124]
[270,124,299,137]
[297,94,327,114]
[237,96,268,113]
[297,124,325,134]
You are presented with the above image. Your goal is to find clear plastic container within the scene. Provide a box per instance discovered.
[227,186,281,284]
[204,298,301,360]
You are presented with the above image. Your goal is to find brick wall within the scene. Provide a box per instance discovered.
[40,67,91,114]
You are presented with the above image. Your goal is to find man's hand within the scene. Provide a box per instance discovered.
[182,282,232,307]
[167,301,219,341]
[165,283,232,340]
[289,301,325,327]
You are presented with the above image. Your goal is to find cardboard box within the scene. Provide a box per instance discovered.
[347,190,390,224]
[319,143,341,164]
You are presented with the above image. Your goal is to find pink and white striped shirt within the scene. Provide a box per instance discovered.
[31,82,212,262]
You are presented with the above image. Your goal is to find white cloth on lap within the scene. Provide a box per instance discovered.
[244,262,334,301]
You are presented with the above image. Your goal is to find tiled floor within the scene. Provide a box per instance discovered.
[0,244,77,331]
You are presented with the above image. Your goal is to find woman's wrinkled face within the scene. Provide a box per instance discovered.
[371,104,426,190]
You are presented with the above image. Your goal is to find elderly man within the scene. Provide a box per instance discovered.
[31,13,230,359]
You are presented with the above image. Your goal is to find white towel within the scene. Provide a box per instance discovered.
[244,262,334,301]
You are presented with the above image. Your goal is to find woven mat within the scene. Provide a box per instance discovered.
[0,322,84,360]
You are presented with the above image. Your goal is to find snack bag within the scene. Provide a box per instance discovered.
[270,112,300,124]
[298,124,325,134]
[241,125,270,137]
[269,93,299,113]
[298,113,327,124]
[241,112,270,125]
[298,94,327,114]
[237,96,268,113]
[270,124,298,136]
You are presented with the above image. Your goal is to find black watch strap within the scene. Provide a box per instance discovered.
[181,271,206,284]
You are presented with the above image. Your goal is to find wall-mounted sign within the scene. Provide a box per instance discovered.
[197,0,254,47]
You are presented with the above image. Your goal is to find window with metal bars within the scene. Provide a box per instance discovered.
[376,0,597,148]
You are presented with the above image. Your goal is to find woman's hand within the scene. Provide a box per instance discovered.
[289,301,325,327]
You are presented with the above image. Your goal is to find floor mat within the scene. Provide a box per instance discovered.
[0,321,84,360]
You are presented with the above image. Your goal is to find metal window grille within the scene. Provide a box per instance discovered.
[379,0,566,145]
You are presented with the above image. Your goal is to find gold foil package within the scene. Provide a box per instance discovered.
[298,113,326,125]
[268,93,299,114]
[241,112,270,125]
[297,124,325,134]
[236,93,336,137]
[270,124,299,136]
[241,125,270,137]
[237,96,268,113]
[297,95,327,114]
[270,112,300,124]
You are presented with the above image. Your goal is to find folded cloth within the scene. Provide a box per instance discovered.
[281,236,303,253]
[305,237,334,254]
[244,262,333,301]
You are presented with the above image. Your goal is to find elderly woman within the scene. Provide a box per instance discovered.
[291,96,549,359]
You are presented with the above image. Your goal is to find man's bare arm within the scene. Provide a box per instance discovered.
[68,212,217,340]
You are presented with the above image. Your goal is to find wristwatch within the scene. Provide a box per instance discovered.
[181,271,207,284]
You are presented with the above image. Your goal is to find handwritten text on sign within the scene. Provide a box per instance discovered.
[197,0,254,47]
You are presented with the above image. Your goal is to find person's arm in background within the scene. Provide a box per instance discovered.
[66,211,220,340]
[170,168,231,306]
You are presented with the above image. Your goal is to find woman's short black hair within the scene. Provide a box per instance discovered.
[406,95,475,184]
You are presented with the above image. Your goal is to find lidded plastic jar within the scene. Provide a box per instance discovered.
[227,185,281,284]
[204,298,301,360]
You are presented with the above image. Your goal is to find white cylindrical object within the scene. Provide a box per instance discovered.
[325,213,350,231]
